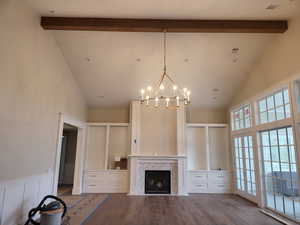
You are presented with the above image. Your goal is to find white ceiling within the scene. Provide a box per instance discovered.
[27,0,300,108]
[53,31,274,108]
[28,0,300,20]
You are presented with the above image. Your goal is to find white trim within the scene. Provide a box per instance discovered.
[87,122,129,127]
[104,125,110,170]
[53,113,86,195]
[187,123,227,128]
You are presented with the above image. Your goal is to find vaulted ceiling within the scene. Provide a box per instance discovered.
[27,0,300,108]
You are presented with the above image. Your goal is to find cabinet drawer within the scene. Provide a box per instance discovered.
[207,183,231,193]
[207,172,231,184]
[189,183,208,193]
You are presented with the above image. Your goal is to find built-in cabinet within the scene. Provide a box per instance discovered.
[188,171,232,193]
[83,104,232,194]
[186,123,232,193]
[83,123,130,193]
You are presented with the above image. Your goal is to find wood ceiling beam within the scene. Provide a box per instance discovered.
[41,17,288,33]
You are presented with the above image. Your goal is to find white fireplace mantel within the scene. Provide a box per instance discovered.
[128,155,188,196]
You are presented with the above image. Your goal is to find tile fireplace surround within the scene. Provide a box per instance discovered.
[128,155,188,196]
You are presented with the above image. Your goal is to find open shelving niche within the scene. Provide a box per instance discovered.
[186,123,230,171]
[84,123,130,171]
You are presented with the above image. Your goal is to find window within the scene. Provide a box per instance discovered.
[234,136,256,196]
[258,88,291,124]
[232,104,251,131]
[260,127,299,221]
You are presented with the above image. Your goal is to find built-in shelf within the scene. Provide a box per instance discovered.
[186,123,230,171]
[85,123,130,171]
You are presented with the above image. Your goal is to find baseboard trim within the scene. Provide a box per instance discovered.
[259,209,298,225]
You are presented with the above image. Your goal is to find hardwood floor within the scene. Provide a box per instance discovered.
[84,194,282,225]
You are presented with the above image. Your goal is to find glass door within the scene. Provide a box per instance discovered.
[260,127,300,221]
[233,136,257,196]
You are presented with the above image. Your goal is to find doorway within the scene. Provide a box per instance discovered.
[57,123,78,195]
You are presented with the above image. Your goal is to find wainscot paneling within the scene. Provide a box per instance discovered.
[0,171,53,225]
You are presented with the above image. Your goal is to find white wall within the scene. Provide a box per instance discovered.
[140,105,177,156]
[0,0,87,181]
[88,107,129,123]
[231,15,300,106]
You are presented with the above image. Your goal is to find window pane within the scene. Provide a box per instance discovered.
[271,146,279,161]
[275,92,284,106]
[268,109,276,122]
[259,99,267,112]
[283,89,290,103]
[285,104,291,118]
[267,96,275,109]
[279,146,289,163]
[261,112,268,124]
[276,106,285,120]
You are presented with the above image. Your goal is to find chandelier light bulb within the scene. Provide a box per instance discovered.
[141,89,145,100]
[187,90,191,102]
[173,85,177,91]
[147,86,152,91]
[166,97,170,108]
[160,84,165,90]
[183,88,187,93]
[146,95,150,106]
[176,96,180,107]
[155,97,159,107]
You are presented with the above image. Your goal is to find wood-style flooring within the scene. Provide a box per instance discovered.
[84,194,282,225]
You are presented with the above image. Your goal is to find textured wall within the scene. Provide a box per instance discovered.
[0,0,87,181]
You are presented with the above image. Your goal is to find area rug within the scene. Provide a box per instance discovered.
[61,194,109,225]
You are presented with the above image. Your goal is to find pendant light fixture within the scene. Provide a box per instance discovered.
[139,30,191,108]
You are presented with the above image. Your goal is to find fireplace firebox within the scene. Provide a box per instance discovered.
[145,170,171,194]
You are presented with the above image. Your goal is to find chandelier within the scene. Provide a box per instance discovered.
[139,30,191,108]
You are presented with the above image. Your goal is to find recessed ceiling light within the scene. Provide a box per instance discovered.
[85,57,91,62]
[184,58,189,63]
[213,96,217,100]
[266,4,280,10]
[136,58,141,62]
[49,10,55,14]
[213,88,220,92]
[97,95,105,99]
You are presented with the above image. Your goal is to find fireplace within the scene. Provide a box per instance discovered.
[145,170,171,194]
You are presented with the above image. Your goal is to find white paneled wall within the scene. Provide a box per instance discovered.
[0,171,53,225]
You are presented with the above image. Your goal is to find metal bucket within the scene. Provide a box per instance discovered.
[40,208,63,225]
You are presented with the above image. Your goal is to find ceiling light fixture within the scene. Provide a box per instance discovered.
[139,30,191,108]
[266,4,280,10]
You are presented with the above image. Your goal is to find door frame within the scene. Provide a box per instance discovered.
[53,112,86,195]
